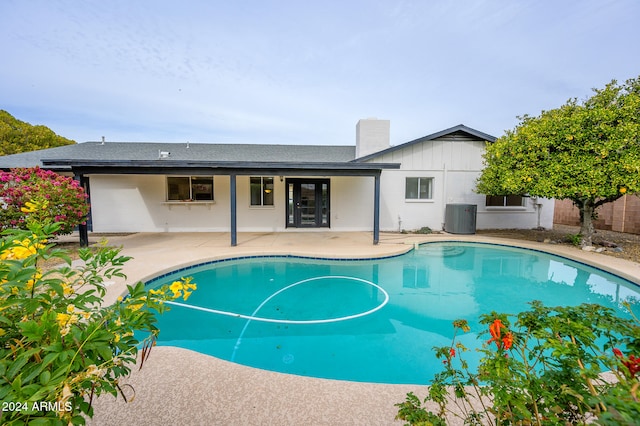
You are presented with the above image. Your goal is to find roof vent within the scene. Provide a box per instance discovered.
[186,141,190,149]
[101,136,105,145]
[158,150,170,159]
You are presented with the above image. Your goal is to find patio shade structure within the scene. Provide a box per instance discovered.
[42,159,400,247]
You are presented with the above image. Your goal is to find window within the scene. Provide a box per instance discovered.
[485,195,524,207]
[167,176,214,201]
[250,177,274,206]
[405,177,433,200]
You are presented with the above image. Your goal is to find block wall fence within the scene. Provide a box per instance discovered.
[554,195,640,234]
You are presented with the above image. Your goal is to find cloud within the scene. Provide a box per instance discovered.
[1,0,639,145]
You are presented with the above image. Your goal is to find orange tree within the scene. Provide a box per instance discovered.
[476,76,640,246]
[396,302,640,425]
[0,167,89,235]
[0,200,196,424]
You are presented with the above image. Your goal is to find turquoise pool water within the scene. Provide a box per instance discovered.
[147,242,640,385]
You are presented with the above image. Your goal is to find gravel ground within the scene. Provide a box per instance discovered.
[477,224,640,264]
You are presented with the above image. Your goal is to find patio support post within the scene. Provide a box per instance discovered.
[373,173,380,245]
[74,172,90,247]
[230,173,237,246]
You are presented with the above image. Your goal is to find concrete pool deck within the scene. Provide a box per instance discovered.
[83,231,640,426]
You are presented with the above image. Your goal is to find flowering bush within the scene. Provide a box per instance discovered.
[0,200,196,424]
[0,167,89,235]
[396,302,640,425]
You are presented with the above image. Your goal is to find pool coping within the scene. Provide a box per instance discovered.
[140,238,640,291]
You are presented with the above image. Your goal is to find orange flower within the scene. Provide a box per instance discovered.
[449,348,456,358]
[502,332,514,350]
[488,319,513,351]
[487,319,504,349]
[614,348,640,378]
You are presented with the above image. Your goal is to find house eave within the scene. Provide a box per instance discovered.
[41,159,401,176]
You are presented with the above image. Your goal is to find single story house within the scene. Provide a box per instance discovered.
[0,120,555,245]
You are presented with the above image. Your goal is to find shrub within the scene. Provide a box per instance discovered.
[567,233,584,246]
[0,167,90,235]
[416,227,433,235]
[396,302,640,425]
[0,199,196,424]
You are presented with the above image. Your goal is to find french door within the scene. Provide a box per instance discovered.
[286,178,330,228]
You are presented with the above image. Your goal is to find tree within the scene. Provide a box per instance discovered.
[0,167,90,235]
[0,110,75,156]
[476,77,640,246]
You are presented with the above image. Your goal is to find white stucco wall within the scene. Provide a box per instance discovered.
[88,174,377,233]
[89,174,231,232]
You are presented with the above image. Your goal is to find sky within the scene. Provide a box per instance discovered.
[1,0,639,147]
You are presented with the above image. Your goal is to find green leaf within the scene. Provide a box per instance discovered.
[39,370,51,386]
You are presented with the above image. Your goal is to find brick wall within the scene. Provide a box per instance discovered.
[554,195,640,234]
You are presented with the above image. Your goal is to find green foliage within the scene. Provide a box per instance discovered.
[476,76,640,245]
[416,227,433,234]
[567,233,583,246]
[396,302,640,425]
[0,110,75,156]
[0,200,196,424]
[0,167,90,235]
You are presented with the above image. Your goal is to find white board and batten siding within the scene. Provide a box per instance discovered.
[368,134,554,232]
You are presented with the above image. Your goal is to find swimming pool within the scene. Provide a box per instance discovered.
[147,242,640,384]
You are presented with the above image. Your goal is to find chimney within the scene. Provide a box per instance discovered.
[356,118,390,158]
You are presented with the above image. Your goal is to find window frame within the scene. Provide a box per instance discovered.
[166,176,214,202]
[250,176,275,207]
[485,195,525,208]
[405,177,434,201]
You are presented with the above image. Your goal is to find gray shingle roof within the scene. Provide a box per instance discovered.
[0,142,357,170]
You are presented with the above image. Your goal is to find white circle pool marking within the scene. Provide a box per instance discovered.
[165,275,389,324]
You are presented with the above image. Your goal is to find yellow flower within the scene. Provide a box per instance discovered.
[183,290,192,301]
[129,303,144,311]
[56,312,78,328]
[26,271,42,291]
[0,238,45,260]
[114,333,121,343]
[620,186,628,194]
[20,200,39,213]
[115,317,123,326]
[169,281,183,293]
[0,328,5,337]
[66,304,75,313]
[182,277,197,291]
[149,288,164,295]
[62,283,74,296]
[56,313,71,327]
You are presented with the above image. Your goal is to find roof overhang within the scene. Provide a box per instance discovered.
[42,159,401,176]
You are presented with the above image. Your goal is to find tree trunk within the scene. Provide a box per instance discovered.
[578,200,595,247]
